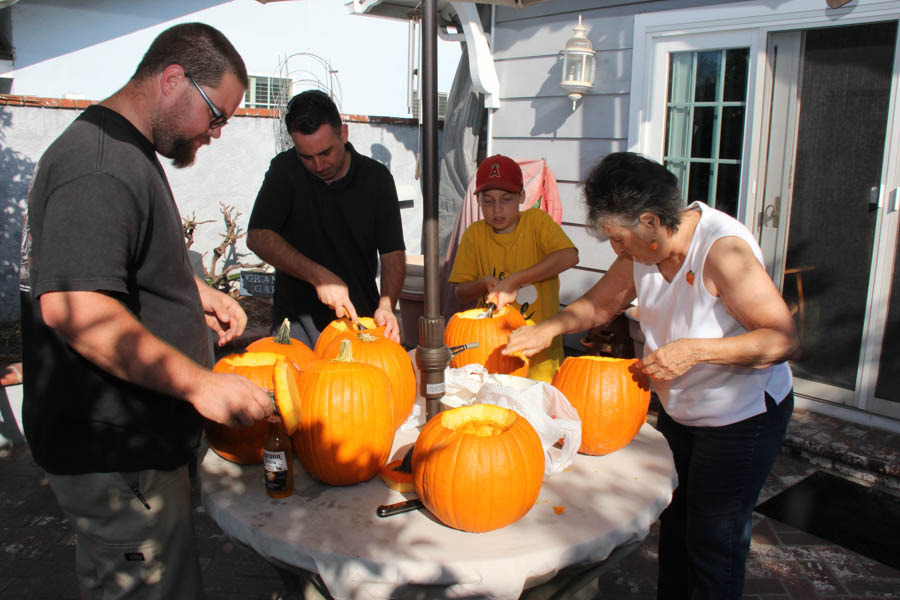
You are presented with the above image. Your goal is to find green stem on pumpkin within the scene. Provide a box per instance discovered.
[274,318,292,345]
[332,339,355,363]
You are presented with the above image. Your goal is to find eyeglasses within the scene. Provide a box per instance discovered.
[184,73,228,129]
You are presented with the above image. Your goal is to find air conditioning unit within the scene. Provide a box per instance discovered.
[411,89,448,120]
[245,75,292,109]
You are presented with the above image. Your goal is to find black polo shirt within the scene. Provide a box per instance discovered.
[248,142,405,331]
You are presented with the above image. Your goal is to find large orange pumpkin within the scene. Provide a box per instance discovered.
[444,306,528,376]
[205,352,302,464]
[246,318,316,368]
[291,340,395,485]
[320,331,416,429]
[313,316,381,357]
[412,404,544,533]
[551,356,650,456]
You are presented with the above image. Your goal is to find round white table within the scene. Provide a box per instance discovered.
[200,423,676,600]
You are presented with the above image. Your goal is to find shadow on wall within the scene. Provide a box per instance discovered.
[0,109,36,322]
[370,143,392,171]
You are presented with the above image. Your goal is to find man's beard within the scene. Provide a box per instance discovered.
[166,136,202,169]
[152,100,207,168]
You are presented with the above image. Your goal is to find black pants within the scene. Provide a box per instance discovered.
[656,390,794,600]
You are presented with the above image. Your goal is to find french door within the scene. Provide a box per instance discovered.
[759,22,900,417]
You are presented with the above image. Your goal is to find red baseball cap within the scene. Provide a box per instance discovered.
[475,155,523,194]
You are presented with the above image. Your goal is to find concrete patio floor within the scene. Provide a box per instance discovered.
[2,407,899,600]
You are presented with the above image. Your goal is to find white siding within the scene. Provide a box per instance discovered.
[489,0,734,318]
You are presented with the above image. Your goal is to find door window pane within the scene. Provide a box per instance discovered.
[720,106,745,159]
[691,107,715,158]
[663,48,749,217]
[695,51,721,102]
[687,162,711,205]
[723,49,748,102]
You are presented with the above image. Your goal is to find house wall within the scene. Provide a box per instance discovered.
[0,100,430,322]
[489,0,736,305]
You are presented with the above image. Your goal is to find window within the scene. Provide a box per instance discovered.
[245,75,292,109]
[663,48,749,217]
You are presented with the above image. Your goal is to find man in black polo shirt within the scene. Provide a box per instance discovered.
[247,90,406,346]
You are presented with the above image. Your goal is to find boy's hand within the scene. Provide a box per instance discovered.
[487,277,521,310]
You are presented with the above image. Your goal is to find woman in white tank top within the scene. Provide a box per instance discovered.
[506,152,799,600]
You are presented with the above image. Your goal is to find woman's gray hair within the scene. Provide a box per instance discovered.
[583,152,683,236]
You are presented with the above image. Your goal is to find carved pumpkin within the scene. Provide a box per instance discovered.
[206,352,302,464]
[320,331,416,429]
[313,316,381,357]
[444,307,528,376]
[291,340,395,485]
[551,356,650,456]
[246,318,316,368]
[412,404,544,532]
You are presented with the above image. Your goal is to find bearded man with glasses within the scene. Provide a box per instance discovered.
[20,22,273,599]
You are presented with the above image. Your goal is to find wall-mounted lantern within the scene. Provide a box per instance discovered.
[560,15,596,111]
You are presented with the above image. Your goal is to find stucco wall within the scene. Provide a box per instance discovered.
[0,104,429,322]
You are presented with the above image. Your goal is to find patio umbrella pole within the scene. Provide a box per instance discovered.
[416,0,450,422]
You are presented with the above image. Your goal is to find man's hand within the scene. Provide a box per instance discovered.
[195,279,247,347]
[187,370,274,427]
[374,301,401,343]
[314,270,359,323]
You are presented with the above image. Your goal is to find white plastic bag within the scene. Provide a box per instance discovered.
[442,365,581,477]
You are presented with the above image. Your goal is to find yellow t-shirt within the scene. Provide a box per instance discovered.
[449,207,575,381]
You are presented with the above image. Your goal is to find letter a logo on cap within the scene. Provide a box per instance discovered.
[475,154,524,194]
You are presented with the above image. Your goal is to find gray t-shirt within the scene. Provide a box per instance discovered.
[22,105,210,474]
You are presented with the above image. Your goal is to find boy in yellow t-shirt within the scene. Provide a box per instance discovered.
[449,155,579,381]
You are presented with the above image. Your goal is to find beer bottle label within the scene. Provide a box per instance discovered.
[264,450,289,491]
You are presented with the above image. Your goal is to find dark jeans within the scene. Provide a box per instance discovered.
[656,390,794,600]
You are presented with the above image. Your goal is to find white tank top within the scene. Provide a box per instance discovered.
[634,202,792,426]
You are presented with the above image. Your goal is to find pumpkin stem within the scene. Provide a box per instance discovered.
[333,339,355,363]
[274,318,292,345]
[272,317,291,346]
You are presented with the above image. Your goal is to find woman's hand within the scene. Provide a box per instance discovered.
[636,338,699,381]
[504,322,555,358]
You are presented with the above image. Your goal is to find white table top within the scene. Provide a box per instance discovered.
[200,423,676,600]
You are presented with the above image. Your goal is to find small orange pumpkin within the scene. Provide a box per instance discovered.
[413,404,544,532]
[205,352,302,464]
[444,306,528,376]
[246,318,316,368]
[291,340,395,485]
[320,330,416,429]
[314,316,381,357]
[551,356,650,456]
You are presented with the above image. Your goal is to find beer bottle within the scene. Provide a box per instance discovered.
[263,414,293,498]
